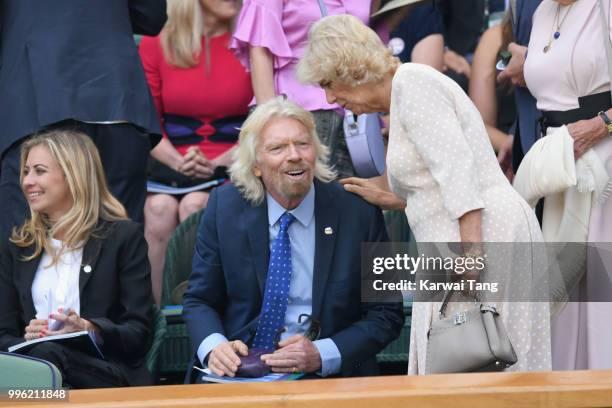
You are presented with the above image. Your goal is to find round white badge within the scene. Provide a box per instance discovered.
[388,37,405,56]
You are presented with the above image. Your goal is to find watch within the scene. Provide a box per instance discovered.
[597,111,612,135]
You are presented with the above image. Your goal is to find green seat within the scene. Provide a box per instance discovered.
[159,210,203,376]
[0,352,63,388]
[376,212,414,365]
[161,210,203,307]
[145,304,167,380]
[383,210,412,242]
[376,302,412,364]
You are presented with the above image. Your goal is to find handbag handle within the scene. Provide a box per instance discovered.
[438,289,481,317]
[317,0,328,17]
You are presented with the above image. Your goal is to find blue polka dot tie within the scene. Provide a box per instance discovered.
[252,212,295,350]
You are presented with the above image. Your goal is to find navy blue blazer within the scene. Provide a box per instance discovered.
[0,0,166,155]
[512,0,543,154]
[183,180,404,378]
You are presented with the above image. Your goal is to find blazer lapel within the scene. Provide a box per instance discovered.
[17,250,43,320]
[243,201,270,297]
[312,181,339,319]
[79,227,105,295]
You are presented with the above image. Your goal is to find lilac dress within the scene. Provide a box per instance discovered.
[230,0,370,110]
[524,0,612,370]
[230,0,371,178]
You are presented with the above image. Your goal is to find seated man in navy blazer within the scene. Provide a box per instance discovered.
[183,98,403,380]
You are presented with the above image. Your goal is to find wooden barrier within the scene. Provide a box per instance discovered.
[3,370,612,408]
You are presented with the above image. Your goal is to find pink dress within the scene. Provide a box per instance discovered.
[230,0,370,110]
[524,0,612,370]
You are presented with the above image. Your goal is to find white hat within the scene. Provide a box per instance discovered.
[371,0,430,18]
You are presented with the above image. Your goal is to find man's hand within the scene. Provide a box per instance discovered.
[207,340,248,377]
[443,49,471,78]
[567,117,608,159]
[340,177,406,211]
[497,135,514,182]
[180,146,214,179]
[24,319,48,341]
[261,335,322,374]
[497,43,527,87]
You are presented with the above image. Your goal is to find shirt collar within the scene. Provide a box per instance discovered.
[266,184,315,228]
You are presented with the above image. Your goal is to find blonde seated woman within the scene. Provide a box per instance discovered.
[139,0,252,305]
[0,130,153,388]
[298,14,551,374]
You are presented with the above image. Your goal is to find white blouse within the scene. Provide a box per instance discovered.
[524,0,612,111]
[31,238,82,321]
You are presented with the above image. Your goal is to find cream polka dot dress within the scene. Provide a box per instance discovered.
[387,64,552,374]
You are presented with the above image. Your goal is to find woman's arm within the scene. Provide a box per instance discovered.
[211,146,238,168]
[567,110,610,159]
[250,46,276,104]
[87,222,153,358]
[469,25,510,152]
[151,138,185,172]
[340,174,406,211]
[0,245,24,351]
[458,209,484,254]
[411,34,445,71]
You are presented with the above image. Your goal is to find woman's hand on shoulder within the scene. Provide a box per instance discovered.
[340,177,406,211]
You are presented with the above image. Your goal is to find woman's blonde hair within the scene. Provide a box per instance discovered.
[11,130,128,264]
[161,0,205,68]
[229,97,336,205]
[161,0,235,69]
[297,14,400,87]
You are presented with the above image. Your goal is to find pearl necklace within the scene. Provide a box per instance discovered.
[543,3,574,53]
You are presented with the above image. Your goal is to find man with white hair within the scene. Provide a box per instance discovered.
[183,97,403,381]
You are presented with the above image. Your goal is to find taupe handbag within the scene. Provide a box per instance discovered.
[425,290,518,374]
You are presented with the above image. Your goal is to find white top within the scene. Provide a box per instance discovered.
[386,63,551,374]
[524,0,612,111]
[31,238,83,319]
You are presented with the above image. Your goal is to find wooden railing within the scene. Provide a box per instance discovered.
[4,370,612,408]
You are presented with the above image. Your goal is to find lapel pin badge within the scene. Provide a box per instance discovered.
[83,265,92,274]
[324,227,333,235]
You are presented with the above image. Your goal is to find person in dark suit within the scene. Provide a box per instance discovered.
[0,0,167,243]
[0,130,153,388]
[183,98,404,381]
[496,0,543,173]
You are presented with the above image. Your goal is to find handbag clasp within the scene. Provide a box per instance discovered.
[453,312,467,325]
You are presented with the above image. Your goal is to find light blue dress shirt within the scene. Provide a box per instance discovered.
[197,184,342,376]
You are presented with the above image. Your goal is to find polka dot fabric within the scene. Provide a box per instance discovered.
[386,64,552,374]
[252,212,295,350]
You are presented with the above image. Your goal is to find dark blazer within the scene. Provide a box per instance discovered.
[0,0,166,155]
[438,0,485,56]
[0,220,154,386]
[183,180,404,379]
[512,0,543,158]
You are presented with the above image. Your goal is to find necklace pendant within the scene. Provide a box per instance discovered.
[543,45,550,53]
[553,31,561,39]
